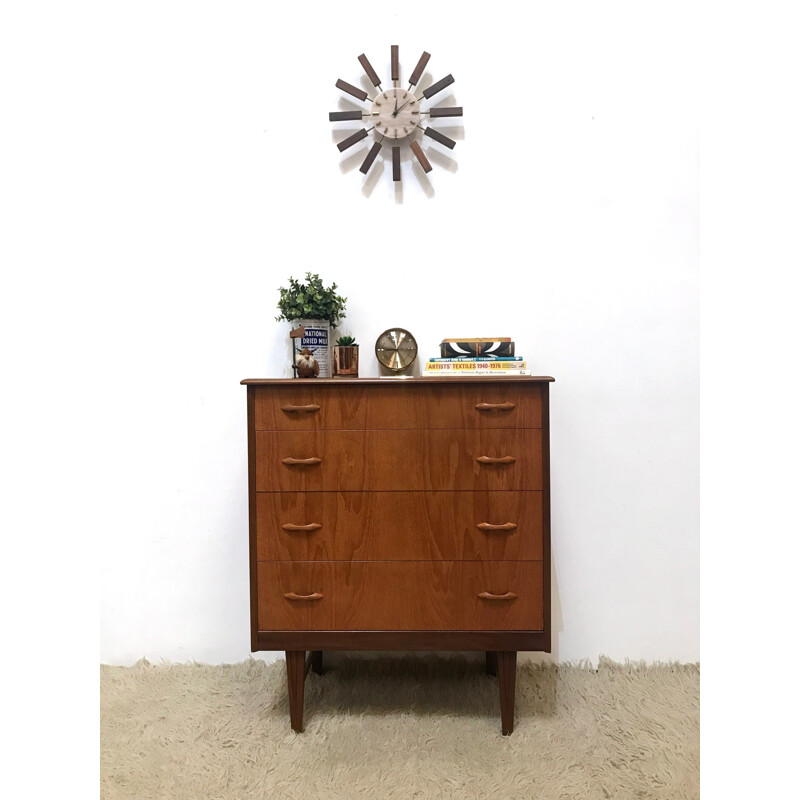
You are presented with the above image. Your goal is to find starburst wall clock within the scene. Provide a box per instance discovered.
[329,46,462,184]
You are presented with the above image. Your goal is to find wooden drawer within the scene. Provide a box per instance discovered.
[253,384,542,430]
[254,386,368,431]
[256,562,336,630]
[256,491,544,561]
[257,561,544,631]
[255,429,543,492]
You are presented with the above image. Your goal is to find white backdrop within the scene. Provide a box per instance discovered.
[92,1,698,665]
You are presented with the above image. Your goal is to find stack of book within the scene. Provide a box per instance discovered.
[423,337,529,376]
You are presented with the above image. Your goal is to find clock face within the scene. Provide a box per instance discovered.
[329,46,463,185]
[372,88,420,140]
[375,328,418,371]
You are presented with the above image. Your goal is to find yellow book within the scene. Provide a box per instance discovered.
[425,360,527,370]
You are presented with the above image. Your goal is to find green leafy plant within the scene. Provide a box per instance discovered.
[336,335,357,346]
[276,272,347,327]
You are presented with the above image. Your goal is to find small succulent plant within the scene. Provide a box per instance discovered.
[336,335,358,346]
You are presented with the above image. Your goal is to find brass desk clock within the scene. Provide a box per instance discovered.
[375,328,418,374]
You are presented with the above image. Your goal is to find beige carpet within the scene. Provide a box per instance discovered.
[100,654,699,800]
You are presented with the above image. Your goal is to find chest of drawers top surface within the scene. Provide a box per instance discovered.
[242,377,555,384]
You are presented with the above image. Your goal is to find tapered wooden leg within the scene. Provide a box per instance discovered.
[310,650,324,675]
[285,650,306,732]
[497,650,517,735]
[485,651,498,676]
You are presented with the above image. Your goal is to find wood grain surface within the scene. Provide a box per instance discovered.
[424,127,456,149]
[430,106,463,118]
[255,429,543,492]
[336,128,368,152]
[244,377,554,385]
[497,650,518,734]
[408,51,431,86]
[358,54,381,87]
[256,490,544,561]
[253,383,543,430]
[335,78,368,102]
[256,630,549,651]
[245,375,553,733]
[258,562,337,630]
[285,650,306,732]
[410,140,432,173]
[360,140,382,174]
[257,561,544,631]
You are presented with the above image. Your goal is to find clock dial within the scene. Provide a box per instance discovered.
[372,88,419,140]
[375,328,418,372]
[329,46,462,186]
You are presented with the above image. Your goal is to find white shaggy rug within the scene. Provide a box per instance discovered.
[100,654,699,799]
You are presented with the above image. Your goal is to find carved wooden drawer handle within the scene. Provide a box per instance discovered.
[478,591,519,601]
[281,404,321,413]
[475,402,516,412]
[283,592,324,601]
[282,457,322,466]
[476,522,518,533]
[476,456,516,465]
[281,523,322,532]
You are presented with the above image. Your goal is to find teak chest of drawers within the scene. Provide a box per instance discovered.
[242,375,554,734]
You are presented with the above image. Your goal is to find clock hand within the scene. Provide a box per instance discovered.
[393,96,418,117]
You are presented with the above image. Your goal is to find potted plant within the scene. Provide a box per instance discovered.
[333,335,359,378]
[276,272,347,378]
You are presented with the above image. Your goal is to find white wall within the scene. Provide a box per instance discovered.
[95,1,698,665]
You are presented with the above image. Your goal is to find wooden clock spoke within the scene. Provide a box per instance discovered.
[336,79,368,102]
[410,141,432,174]
[337,128,369,152]
[392,146,401,182]
[408,51,431,87]
[429,106,463,118]
[359,140,382,174]
[391,45,399,82]
[358,53,382,90]
[329,110,365,122]
[423,74,455,99]
[424,127,456,149]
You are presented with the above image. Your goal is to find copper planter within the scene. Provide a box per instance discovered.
[333,346,359,378]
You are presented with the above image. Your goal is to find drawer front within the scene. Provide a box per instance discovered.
[253,384,542,430]
[460,560,544,631]
[256,491,544,561]
[257,562,336,630]
[255,429,542,492]
[257,561,544,631]
[254,386,368,431]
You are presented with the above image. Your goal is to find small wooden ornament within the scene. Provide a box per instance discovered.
[295,347,320,378]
